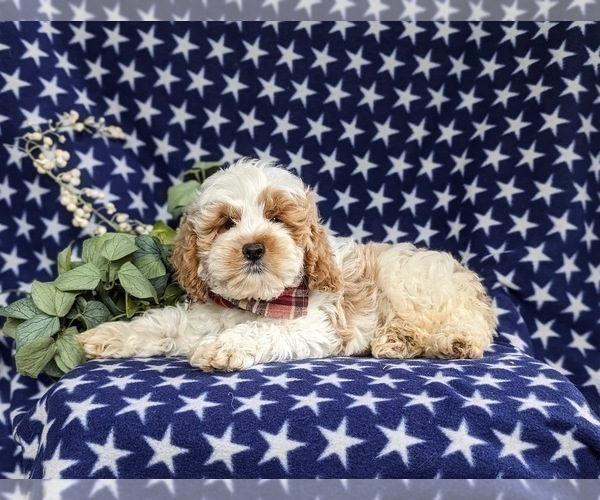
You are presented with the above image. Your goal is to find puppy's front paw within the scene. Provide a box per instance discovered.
[188,339,257,372]
[79,325,126,359]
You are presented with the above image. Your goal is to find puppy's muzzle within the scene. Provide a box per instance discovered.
[243,243,265,262]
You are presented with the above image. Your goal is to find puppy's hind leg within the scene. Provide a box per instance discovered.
[422,309,496,359]
[370,319,427,359]
[370,319,490,360]
[423,325,485,359]
[372,243,497,361]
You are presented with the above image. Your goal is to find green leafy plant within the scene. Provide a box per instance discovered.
[0,148,219,378]
[1,229,184,378]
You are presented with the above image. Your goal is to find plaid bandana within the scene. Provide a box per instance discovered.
[208,278,309,319]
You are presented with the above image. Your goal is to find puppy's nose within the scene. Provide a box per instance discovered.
[242,243,265,262]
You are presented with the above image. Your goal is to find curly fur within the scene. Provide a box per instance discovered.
[170,216,208,303]
[80,158,498,372]
[303,192,343,294]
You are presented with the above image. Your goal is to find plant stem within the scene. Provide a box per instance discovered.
[95,284,122,316]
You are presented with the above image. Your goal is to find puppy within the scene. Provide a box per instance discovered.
[80,158,497,372]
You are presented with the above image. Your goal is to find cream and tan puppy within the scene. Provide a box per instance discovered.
[80,158,497,371]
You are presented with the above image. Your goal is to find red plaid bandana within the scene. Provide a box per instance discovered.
[208,278,309,319]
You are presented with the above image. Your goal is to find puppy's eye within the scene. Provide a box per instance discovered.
[222,218,236,230]
[270,217,282,224]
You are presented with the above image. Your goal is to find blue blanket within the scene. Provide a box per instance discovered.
[1,21,599,478]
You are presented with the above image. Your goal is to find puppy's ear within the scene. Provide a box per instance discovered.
[304,191,343,294]
[170,216,208,302]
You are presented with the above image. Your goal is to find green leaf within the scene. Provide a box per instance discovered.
[118,262,158,301]
[80,301,112,330]
[2,317,23,338]
[125,294,140,318]
[57,244,72,274]
[164,282,186,306]
[135,234,161,254]
[150,221,177,245]
[31,281,77,317]
[114,295,127,314]
[95,285,123,315]
[132,254,166,280]
[43,358,65,378]
[15,337,57,378]
[150,274,169,298]
[55,328,86,373]
[159,244,172,268]
[53,353,69,374]
[0,297,41,320]
[133,236,166,279]
[82,236,108,270]
[101,233,138,261]
[15,313,60,348]
[54,263,102,292]
[172,207,186,221]
[132,234,162,267]
[66,296,86,320]
[108,256,131,284]
[167,180,200,218]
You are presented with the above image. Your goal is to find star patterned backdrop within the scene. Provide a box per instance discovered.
[0,21,600,478]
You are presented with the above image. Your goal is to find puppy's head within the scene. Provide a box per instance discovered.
[171,158,342,302]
